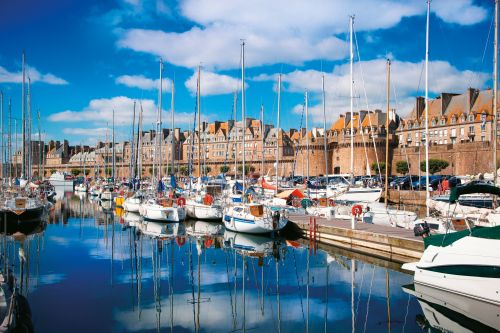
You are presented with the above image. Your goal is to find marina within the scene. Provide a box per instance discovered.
[1,0,500,331]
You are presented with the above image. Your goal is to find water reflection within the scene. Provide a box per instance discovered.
[6,193,496,332]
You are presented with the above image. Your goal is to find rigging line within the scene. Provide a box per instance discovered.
[292,250,306,327]
[354,261,366,316]
[353,85,372,176]
[353,28,383,177]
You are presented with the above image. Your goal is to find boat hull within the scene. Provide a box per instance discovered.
[185,201,223,220]
[139,204,186,222]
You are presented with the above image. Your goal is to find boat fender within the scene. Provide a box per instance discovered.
[351,205,363,216]
[328,199,335,207]
[177,197,186,207]
[176,236,186,247]
[203,194,214,205]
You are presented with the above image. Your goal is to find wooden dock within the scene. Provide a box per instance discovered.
[288,214,424,263]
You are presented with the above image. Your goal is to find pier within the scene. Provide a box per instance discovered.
[288,215,424,263]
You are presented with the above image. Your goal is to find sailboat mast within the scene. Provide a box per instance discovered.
[260,104,264,177]
[112,109,116,180]
[322,75,328,184]
[306,91,310,192]
[37,110,41,179]
[494,0,498,184]
[241,41,246,194]
[233,90,238,180]
[171,79,175,176]
[349,16,354,180]
[425,0,430,217]
[0,91,3,180]
[197,65,201,177]
[130,101,136,179]
[276,73,281,195]
[28,77,32,178]
[137,103,143,179]
[8,99,11,180]
[21,52,26,178]
[158,59,164,184]
[384,59,391,207]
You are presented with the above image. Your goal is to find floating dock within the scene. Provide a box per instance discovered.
[288,215,424,263]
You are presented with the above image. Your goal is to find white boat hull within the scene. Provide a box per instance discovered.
[123,198,141,213]
[335,187,382,203]
[403,236,500,306]
[139,203,186,222]
[223,205,287,234]
[185,200,223,220]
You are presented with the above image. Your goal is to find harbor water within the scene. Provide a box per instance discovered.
[4,192,481,332]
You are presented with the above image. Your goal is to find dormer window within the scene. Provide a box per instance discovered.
[468,114,474,122]
[440,119,446,126]
[431,119,436,126]
[451,116,456,124]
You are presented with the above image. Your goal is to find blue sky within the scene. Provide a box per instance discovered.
[0,0,496,144]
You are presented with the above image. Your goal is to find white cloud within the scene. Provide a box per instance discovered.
[49,96,201,128]
[257,59,489,124]
[115,74,172,91]
[118,0,487,70]
[433,0,488,26]
[0,66,68,85]
[184,70,242,96]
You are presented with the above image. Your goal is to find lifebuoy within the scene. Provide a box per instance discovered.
[176,236,186,247]
[328,199,335,207]
[351,205,363,216]
[177,197,186,207]
[203,194,214,205]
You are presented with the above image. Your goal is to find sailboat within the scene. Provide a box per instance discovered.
[123,102,143,213]
[402,1,500,306]
[1,52,45,225]
[223,42,288,234]
[185,66,224,220]
[139,59,186,222]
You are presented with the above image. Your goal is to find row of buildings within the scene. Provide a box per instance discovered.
[8,88,500,179]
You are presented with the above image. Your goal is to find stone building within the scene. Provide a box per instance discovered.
[392,88,498,176]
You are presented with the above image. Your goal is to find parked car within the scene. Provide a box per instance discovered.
[393,175,419,190]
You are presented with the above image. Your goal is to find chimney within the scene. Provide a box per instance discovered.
[441,93,458,115]
[174,128,180,140]
[415,96,425,119]
[465,87,479,114]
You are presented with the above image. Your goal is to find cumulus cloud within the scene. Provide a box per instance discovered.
[115,74,172,91]
[49,96,197,127]
[0,65,68,85]
[256,59,489,124]
[118,0,487,70]
[184,70,242,96]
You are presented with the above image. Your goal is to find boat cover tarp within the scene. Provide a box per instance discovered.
[306,180,326,190]
[449,183,500,203]
[276,189,305,199]
[424,225,500,249]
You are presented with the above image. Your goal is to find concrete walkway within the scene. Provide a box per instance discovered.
[288,214,424,263]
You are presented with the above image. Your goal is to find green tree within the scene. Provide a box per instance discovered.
[84,169,90,176]
[105,167,112,176]
[370,162,386,174]
[71,168,81,177]
[204,166,212,174]
[148,167,153,175]
[396,161,409,175]
[237,165,255,175]
[420,159,449,175]
[50,168,57,175]
[220,165,230,173]
[179,166,189,176]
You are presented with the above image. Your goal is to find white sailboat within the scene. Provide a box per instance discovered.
[139,58,186,222]
[185,66,223,220]
[223,41,288,234]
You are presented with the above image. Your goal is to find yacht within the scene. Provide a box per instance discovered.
[1,196,46,225]
[139,197,186,222]
[185,194,223,220]
[223,203,288,234]
[48,171,74,190]
[122,192,143,213]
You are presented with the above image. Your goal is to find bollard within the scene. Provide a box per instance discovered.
[351,215,356,230]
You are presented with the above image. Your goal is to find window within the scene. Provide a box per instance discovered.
[469,125,475,134]
[444,129,448,137]
[468,114,474,121]
[481,136,486,142]
[451,117,456,124]
[440,119,445,125]
[460,127,465,136]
